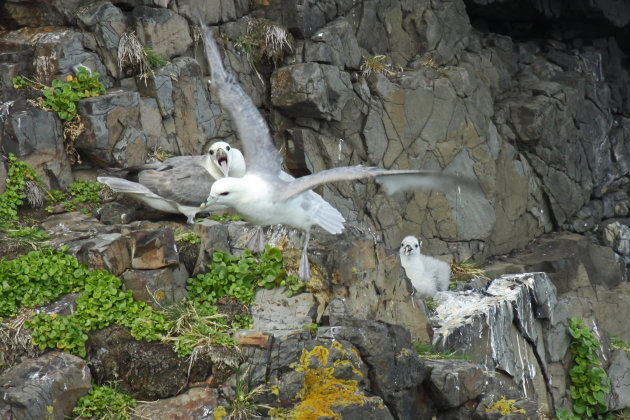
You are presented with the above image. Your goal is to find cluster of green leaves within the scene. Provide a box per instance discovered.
[26,265,170,357]
[209,212,243,222]
[0,154,41,225]
[0,248,82,317]
[143,47,167,69]
[175,230,201,244]
[557,318,613,420]
[72,383,137,420]
[46,178,103,215]
[187,246,304,309]
[0,154,50,249]
[0,247,169,357]
[41,68,105,121]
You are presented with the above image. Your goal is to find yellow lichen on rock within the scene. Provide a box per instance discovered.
[485,396,527,416]
[286,341,370,420]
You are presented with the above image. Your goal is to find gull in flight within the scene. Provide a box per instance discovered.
[98,141,246,224]
[399,235,451,298]
[199,22,480,282]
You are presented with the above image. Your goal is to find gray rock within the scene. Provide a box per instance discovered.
[75,2,127,78]
[86,325,212,400]
[135,387,220,420]
[76,90,147,167]
[271,62,355,121]
[0,351,91,420]
[0,99,73,189]
[250,289,318,331]
[305,17,362,69]
[31,28,107,85]
[431,273,558,413]
[99,201,137,225]
[607,349,630,411]
[132,6,193,59]
[121,264,189,309]
[424,359,484,409]
[64,232,131,277]
[131,228,179,270]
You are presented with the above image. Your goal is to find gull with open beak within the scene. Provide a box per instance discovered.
[98,141,246,224]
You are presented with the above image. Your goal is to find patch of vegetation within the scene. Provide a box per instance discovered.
[556,318,613,420]
[18,249,170,357]
[45,177,103,215]
[611,335,630,357]
[118,31,168,83]
[210,212,244,222]
[0,154,50,253]
[449,259,490,290]
[187,246,305,308]
[227,368,268,419]
[175,230,201,244]
[412,341,468,360]
[485,396,526,415]
[72,382,137,420]
[12,68,105,163]
[234,18,293,68]
[160,299,246,360]
[40,68,105,121]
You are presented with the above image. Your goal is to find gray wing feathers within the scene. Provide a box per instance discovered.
[280,166,480,201]
[138,167,215,206]
[199,20,283,175]
[97,177,161,197]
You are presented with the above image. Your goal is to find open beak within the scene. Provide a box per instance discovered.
[216,148,229,177]
[402,245,413,255]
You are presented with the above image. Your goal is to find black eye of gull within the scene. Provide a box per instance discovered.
[415,244,418,248]
[220,192,229,196]
[209,150,214,155]
[226,145,231,151]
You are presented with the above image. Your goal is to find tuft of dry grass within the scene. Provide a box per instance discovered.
[449,258,490,290]
[360,55,398,77]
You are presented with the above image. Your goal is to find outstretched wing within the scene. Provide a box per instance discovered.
[199,20,283,176]
[279,166,481,201]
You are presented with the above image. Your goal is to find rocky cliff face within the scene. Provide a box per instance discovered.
[2,0,630,419]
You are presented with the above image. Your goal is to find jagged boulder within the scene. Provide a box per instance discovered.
[85,325,213,400]
[0,351,91,420]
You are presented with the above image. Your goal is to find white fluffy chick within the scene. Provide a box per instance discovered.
[399,235,451,298]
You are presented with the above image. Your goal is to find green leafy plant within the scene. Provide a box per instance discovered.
[556,318,613,420]
[144,47,167,69]
[12,75,30,89]
[45,178,103,215]
[26,265,170,357]
[210,212,244,222]
[175,230,201,244]
[187,246,304,309]
[0,154,50,253]
[72,382,137,420]
[0,154,42,225]
[41,68,105,121]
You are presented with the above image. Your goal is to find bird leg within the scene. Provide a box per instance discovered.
[246,225,266,253]
[298,230,311,282]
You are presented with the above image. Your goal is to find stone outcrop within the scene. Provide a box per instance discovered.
[0,351,91,420]
[2,0,630,418]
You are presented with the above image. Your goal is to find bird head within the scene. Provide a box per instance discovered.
[201,176,242,210]
[400,235,421,257]
[208,141,232,177]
